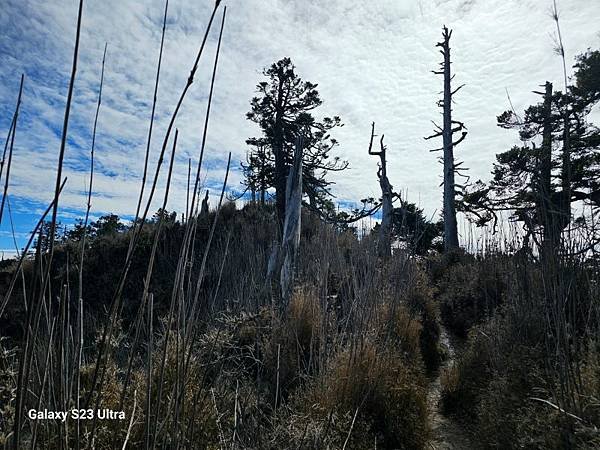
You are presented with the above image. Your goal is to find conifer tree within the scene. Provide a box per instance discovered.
[245,57,347,231]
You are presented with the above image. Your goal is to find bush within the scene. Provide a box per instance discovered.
[429,251,506,336]
[440,332,492,418]
[440,271,600,449]
[260,287,322,403]
[402,264,443,372]
[281,341,430,450]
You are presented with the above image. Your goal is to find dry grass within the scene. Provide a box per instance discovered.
[437,251,600,449]
[1,3,597,447]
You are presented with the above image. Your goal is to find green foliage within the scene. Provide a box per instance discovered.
[244,57,348,214]
[572,50,600,107]
[429,251,506,336]
[439,254,600,449]
[462,49,600,242]
[33,220,63,252]
[91,214,126,237]
[409,273,444,371]
[391,201,443,254]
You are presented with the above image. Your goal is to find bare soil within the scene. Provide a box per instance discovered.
[427,326,476,450]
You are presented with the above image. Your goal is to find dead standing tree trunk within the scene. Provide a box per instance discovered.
[537,81,560,262]
[368,122,393,258]
[273,73,287,236]
[280,136,304,310]
[425,26,467,252]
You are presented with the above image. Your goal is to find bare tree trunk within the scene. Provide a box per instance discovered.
[440,28,459,251]
[266,239,280,283]
[280,136,303,311]
[368,122,393,258]
[273,76,287,235]
[259,142,266,206]
[539,81,557,261]
[200,190,209,217]
[425,27,468,251]
[553,0,572,229]
[379,163,393,258]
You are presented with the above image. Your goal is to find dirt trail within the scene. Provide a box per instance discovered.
[427,326,475,450]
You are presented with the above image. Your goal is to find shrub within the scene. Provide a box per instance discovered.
[440,275,600,449]
[261,287,322,403]
[440,332,492,418]
[284,341,430,450]
[376,302,422,363]
[0,344,16,447]
[402,264,443,372]
[430,251,506,336]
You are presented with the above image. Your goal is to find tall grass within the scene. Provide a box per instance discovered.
[0,1,598,449]
[438,223,600,449]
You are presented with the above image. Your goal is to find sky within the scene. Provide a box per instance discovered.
[0,0,599,255]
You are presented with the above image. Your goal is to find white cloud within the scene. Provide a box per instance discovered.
[0,0,599,239]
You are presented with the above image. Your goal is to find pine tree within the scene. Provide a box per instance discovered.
[467,50,600,254]
[245,57,347,231]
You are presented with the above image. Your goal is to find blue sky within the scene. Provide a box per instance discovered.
[1,0,599,255]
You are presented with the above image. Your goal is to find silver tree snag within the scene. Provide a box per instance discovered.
[425,26,467,252]
[368,122,393,258]
[266,136,304,313]
[280,136,304,309]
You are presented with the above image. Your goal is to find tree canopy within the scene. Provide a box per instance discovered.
[243,57,348,230]
[465,50,600,253]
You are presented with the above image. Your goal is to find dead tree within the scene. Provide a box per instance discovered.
[425,26,467,251]
[368,122,393,258]
[537,81,561,261]
[280,136,304,310]
[200,190,209,217]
